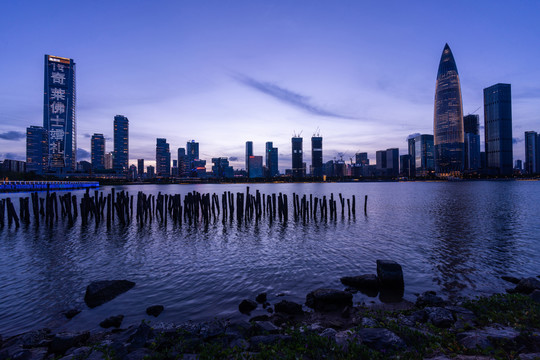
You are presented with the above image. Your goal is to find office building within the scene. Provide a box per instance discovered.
[407,137,416,178]
[245,141,253,173]
[212,157,234,178]
[433,44,464,175]
[376,150,386,170]
[171,159,179,177]
[464,114,480,135]
[411,134,435,177]
[515,160,522,171]
[43,55,76,172]
[186,140,199,175]
[129,164,137,180]
[147,165,155,178]
[355,152,369,166]
[248,156,263,178]
[463,115,481,171]
[26,126,48,174]
[400,155,411,177]
[2,159,26,173]
[137,159,144,178]
[91,133,105,170]
[525,131,538,174]
[113,115,129,173]
[156,138,171,177]
[484,83,513,176]
[265,142,279,177]
[104,152,113,170]
[311,135,323,177]
[386,148,399,178]
[291,136,303,178]
[178,147,188,177]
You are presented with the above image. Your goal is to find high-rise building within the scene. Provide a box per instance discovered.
[187,140,199,175]
[407,137,416,178]
[91,133,105,170]
[386,148,399,178]
[156,138,171,177]
[400,155,411,177]
[178,147,188,177]
[311,136,323,177]
[245,141,253,173]
[376,150,386,170]
[104,152,113,170]
[464,114,480,135]
[463,115,481,171]
[291,136,303,178]
[147,165,155,178]
[248,156,263,178]
[43,55,76,172]
[525,131,538,174]
[265,142,279,177]
[137,159,144,178]
[433,44,464,175]
[413,134,435,177]
[113,115,129,173]
[212,157,234,178]
[484,83,513,176]
[26,126,48,174]
[355,152,369,166]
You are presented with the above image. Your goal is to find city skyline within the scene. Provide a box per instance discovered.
[1,1,540,171]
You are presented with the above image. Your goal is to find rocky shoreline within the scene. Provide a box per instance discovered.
[1,261,539,360]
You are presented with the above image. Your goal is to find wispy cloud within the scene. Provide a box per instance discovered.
[77,148,91,160]
[512,137,523,145]
[0,131,25,141]
[232,73,356,120]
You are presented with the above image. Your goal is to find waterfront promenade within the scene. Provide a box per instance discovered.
[0,181,99,193]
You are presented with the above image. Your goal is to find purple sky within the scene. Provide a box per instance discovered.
[1,1,539,171]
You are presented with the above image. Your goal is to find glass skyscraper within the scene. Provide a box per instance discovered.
[156,138,171,177]
[245,141,253,173]
[524,131,538,175]
[484,83,513,176]
[43,55,76,172]
[291,136,303,178]
[26,126,48,174]
[265,141,279,177]
[311,136,323,177]
[413,134,435,177]
[91,133,105,170]
[113,115,129,173]
[433,44,464,176]
[463,114,480,171]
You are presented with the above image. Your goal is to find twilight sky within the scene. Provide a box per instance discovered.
[1,0,539,171]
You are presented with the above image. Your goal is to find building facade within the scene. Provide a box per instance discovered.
[43,55,76,172]
[311,136,323,177]
[91,133,105,170]
[248,156,263,178]
[113,115,129,173]
[137,159,144,178]
[156,138,171,177]
[433,44,464,175]
[212,157,234,178]
[291,137,303,178]
[245,141,253,174]
[265,142,279,177]
[484,83,513,176]
[525,131,538,175]
[386,148,399,178]
[413,134,435,177]
[26,126,48,174]
[463,115,481,171]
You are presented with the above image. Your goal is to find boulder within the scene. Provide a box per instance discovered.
[357,328,406,351]
[249,315,270,322]
[340,274,379,296]
[501,275,521,284]
[63,309,81,320]
[84,280,135,308]
[425,307,455,328]
[239,299,257,314]
[335,330,361,352]
[510,277,540,295]
[376,260,404,289]
[416,291,445,307]
[126,322,152,351]
[49,332,90,355]
[458,326,520,350]
[320,328,337,339]
[254,321,280,334]
[305,288,352,311]
[146,305,164,317]
[19,329,52,348]
[99,315,124,329]
[274,300,303,315]
[255,292,267,304]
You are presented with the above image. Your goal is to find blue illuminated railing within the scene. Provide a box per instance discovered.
[0,181,99,192]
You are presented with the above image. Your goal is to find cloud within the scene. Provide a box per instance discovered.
[229,156,238,161]
[512,137,523,145]
[407,133,421,140]
[77,148,91,160]
[0,131,25,141]
[232,73,356,120]
[0,152,25,161]
[84,133,112,141]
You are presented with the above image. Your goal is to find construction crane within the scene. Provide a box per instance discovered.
[468,106,481,115]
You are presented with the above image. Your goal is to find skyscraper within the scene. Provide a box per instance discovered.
[91,133,105,170]
[463,115,481,171]
[386,148,399,178]
[186,140,199,176]
[433,44,464,175]
[265,142,279,177]
[178,147,188,177]
[376,150,386,171]
[156,138,171,177]
[43,55,76,172]
[484,83,513,176]
[413,134,435,177]
[524,131,538,174]
[248,156,263,178]
[355,152,369,166]
[245,141,253,173]
[26,126,48,174]
[137,159,144,178]
[291,136,303,178]
[311,135,323,177]
[113,115,129,173]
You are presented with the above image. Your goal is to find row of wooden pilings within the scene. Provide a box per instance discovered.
[0,187,368,228]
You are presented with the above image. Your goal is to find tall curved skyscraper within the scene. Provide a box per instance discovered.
[433,44,464,175]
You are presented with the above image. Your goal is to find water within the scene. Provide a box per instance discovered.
[1,181,539,337]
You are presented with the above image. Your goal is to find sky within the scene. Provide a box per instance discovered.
[1,0,539,171]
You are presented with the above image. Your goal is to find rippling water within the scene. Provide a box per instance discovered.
[1,181,539,336]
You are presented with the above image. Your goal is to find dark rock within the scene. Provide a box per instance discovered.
[199,319,226,340]
[267,307,273,314]
[49,332,90,355]
[361,317,378,327]
[276,293,285,297]
[531,289,540,303]
[341,306,351,318]
[63,309,81,320]
[250,315,270,322]
[511,277,540,295]
[425,307,455,328]
[255,292,267,304]
[445,306,476,322]
[320,328,337,339]
[340,274,379,296]
[459,333,493,350]
[225,320,252,338]
[376,260,404,288]
[458,326,520,350]
[99,315,124,329]
[274,300,303,315]
[501,275,521,284]
[254,321,280,334]
[520,354,540,360]
[4,348,31,360]
[335,330,361,351]
[146,305,164,317]
[357,328,406,351]
[249,335,292,351]
[19,329,52,348]
[415,291,445,307]
[262,301,270,309]
[305,288,353,311]
[229,338,249,350]
[239,299,257,314]
[127,322,152,351]
[84,280,135,308]
[125,348,152,360]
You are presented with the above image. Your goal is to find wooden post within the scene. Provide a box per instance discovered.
[364,195,368,216]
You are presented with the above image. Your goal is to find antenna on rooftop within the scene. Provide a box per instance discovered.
[313,127,321,137]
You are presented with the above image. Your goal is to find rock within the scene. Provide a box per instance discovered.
[249,315,270,322]
[519,354,540,360]
[146,305,164,317]
[239,299,257,314]
[3,348,31,360]
[376,260,404,289]
[425,307,455,328]
[274,300,303,315]
[357,328,406,351]
[127,322,152,351]
[99,315,124,328]
[49,332,90,355]
[305,288,352,311]
[63,309,81,320]
[19,329,52,348]
[334,330,361,351]
[340,274,379,296]
[320,328,337,339]
[225,320,251,338]
[84,280,135,308]
[531,289,540,303]
[125,348,152,360]
[458,326,520,350]
[255,292,267,304]
[361,317,378,327]
[229,338,249,350]
[501,275,521,284]
[249,335,291,351]
[267,307,273,314]
[254,321,279,334]
[415,291,445,307]
[509,277,540,295]
[199,319,226,340]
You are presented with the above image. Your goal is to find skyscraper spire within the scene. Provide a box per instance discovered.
[433,43,464,175]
